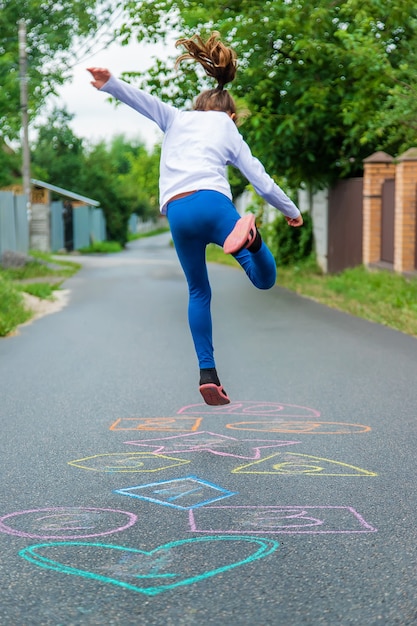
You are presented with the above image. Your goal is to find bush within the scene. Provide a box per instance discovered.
[263,210,314,266]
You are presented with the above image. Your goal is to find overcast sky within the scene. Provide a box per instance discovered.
[52,37,176,149]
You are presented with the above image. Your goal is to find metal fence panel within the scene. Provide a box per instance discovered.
[50,201,65,252]
[73,205,90,250]
[98,208,106,241]
[0,192,17,255]
[129,214,138,234]
[90,207,106,243]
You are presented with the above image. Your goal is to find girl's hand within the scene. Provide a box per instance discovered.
[285,214,304,227]
[87,67,111,89]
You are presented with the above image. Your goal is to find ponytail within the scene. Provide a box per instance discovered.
[175,31,237,90]
[175,32,239,119]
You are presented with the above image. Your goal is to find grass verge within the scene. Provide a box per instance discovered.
[206,244,417,338]
[0,252,80,337]
[0,277,32,336]
[77,241,123,254]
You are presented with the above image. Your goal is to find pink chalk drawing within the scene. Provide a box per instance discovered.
[177,401,321,418]
[0,507,138,539]
[110,417,202,432]
[189,506,377,534]
[174,402,371,435]
[123,432,300,460]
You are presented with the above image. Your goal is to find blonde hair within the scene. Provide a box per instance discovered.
[175,32,238,118]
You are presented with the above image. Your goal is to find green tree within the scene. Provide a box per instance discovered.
[0,0,115,141]
[31,108,85,189]
[119,0,417,190]
[120,143,161,220]
[0,140,21,187]
[369,48,417,154]
[80,141,130,246]
[30,110,161,246]
[80,135,160,245]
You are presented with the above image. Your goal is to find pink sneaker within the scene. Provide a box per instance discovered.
[223,213,257,255]
[199,383,231,406]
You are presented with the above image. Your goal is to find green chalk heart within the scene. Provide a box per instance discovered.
[19,535,279,596]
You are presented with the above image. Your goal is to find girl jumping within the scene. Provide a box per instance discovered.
[88,32,303,406]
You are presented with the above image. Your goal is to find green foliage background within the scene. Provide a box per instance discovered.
[120,0,417,191]
[263,211,314,267]
[28,111,161,246]
[0,0,115,141]
[4,1,417,249]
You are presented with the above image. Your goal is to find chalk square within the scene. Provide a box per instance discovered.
[114,476,236,510]
[110,417,202,432]
[188,506,377,534]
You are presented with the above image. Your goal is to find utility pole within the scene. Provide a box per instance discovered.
[18,19,32,219]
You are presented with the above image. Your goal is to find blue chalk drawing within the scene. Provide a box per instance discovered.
[114,475,237,510]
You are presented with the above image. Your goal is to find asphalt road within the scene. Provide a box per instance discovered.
[1,233,417,626]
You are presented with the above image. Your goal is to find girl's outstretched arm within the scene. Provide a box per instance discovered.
[87,67,111,89]
[91,71,177,132]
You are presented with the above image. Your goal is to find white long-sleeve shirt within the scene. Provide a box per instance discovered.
[101,75,300,218]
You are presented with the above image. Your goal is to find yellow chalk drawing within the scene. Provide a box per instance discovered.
[110,417,203,432]
[68,453,190,473]
[232,452,377,476]
[226,421,371,435]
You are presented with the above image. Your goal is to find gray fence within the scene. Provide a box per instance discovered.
[73,204,106,250]
[50,201,106,252]
[0,191,29,256]
[0,191,107,255]
[128,214,168,234]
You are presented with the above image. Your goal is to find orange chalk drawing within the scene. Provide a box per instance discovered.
[226,421,371,435]
[110,417,203,432]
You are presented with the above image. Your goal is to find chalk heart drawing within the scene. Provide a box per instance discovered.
[19,536,279,596]
[0,507,137,539]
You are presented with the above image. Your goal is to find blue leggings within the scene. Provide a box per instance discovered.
[167,190,277,369]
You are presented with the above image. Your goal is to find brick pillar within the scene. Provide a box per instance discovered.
[362,151,395,266]
[394,147,417,273]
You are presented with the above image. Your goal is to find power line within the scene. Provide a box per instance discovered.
[66,33,120,69]
[64,5,125,70]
